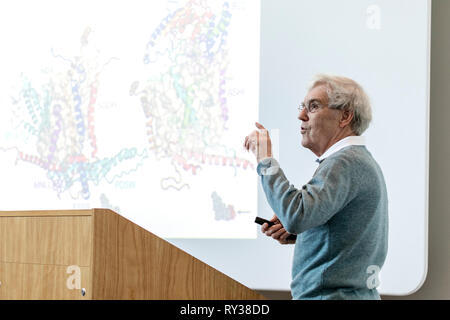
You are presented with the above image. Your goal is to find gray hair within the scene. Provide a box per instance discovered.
[307,74,372,135]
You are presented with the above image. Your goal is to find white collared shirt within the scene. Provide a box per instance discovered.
[318,136,366,162]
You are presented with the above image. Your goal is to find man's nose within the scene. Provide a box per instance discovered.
[298,108,308,121]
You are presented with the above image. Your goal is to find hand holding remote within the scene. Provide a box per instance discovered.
[255,216,297,244]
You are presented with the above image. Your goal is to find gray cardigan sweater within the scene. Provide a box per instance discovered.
[257,145,388,300]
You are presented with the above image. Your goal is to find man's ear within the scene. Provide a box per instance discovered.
[340,110,354,128]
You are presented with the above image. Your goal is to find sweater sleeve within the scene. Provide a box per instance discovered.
[257,156,357,234]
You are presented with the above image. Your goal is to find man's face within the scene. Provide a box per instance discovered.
[299,85,343,157]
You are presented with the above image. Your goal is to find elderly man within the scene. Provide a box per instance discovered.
[244,74,388,300]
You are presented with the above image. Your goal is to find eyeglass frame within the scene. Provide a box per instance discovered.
[297,99,327,114]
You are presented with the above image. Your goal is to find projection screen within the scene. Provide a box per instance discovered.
[0,0,430,295]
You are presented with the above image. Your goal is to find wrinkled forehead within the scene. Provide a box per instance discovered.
[304,84,329,104]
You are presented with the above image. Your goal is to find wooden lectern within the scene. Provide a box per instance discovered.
[0,209,266,300]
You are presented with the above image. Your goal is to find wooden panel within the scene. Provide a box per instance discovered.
[91,209,266,300]
[0,262,91,300]
[0,209,265,299]
[0,215,92,266]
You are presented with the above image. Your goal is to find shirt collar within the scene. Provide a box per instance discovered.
[317,136,366,163]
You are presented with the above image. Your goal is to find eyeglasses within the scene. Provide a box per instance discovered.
[298,100,325,114]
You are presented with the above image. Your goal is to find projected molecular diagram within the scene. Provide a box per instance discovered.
[130,0,254,193]
[8,28,148,201]
[0,0,259,236]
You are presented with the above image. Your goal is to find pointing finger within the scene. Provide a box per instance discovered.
[255,122,266,130]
